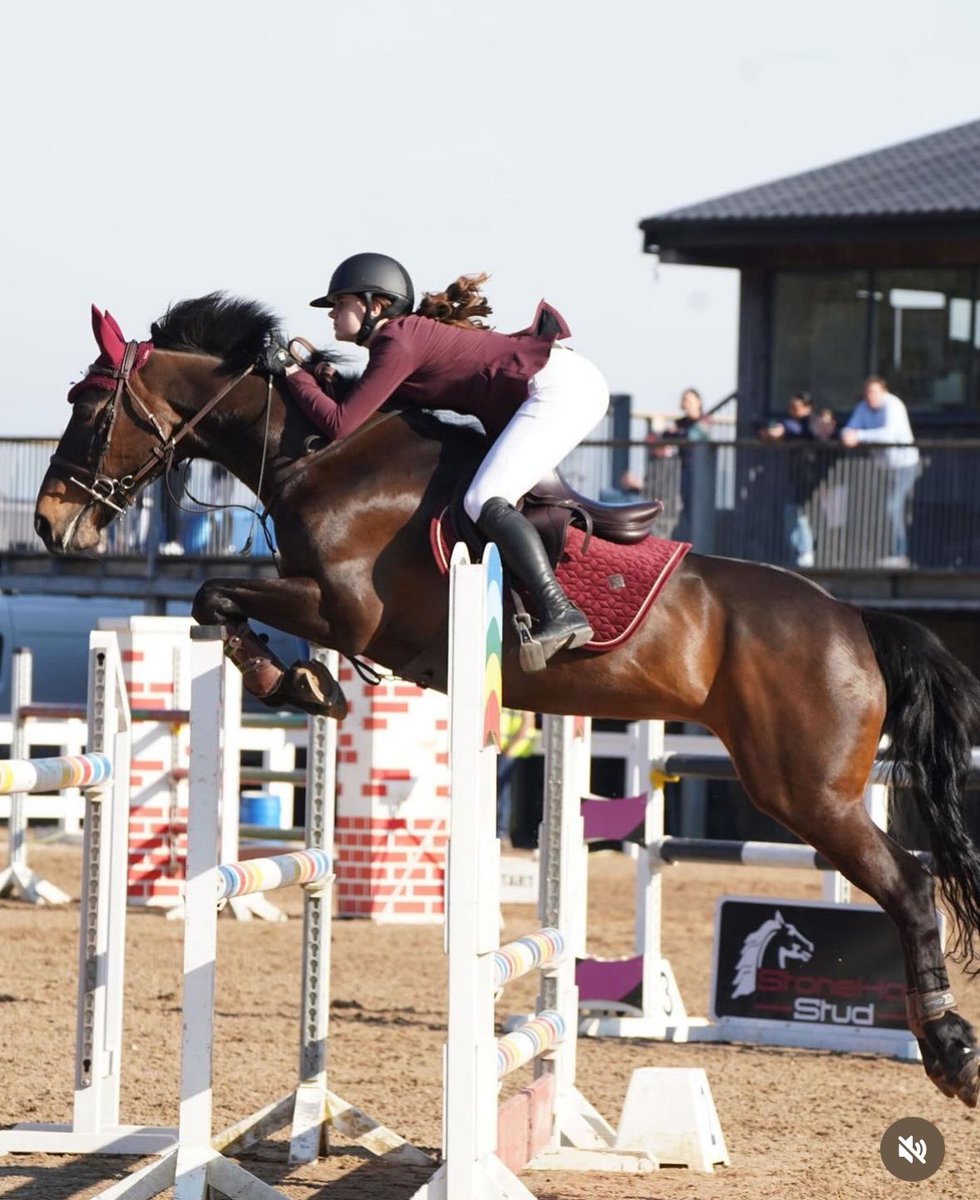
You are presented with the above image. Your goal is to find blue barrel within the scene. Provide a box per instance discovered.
[240,791,281,828]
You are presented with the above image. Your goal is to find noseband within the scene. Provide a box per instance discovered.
[50,340,254,513]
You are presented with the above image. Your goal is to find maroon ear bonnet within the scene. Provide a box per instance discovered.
[67,306,153,402]
[91,305,126,370]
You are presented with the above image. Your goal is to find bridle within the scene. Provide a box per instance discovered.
[50,340,255,513]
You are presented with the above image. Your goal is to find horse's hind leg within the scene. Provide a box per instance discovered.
[819,817,978,1105]
[731,749,980,1107]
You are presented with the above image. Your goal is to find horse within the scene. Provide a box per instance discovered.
[35,293,980,1107]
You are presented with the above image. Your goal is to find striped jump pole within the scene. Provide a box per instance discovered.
[0,731,110,902]
[0,649,76,906]
[411,545,653,1200]
[216,848,332,900]
[651,837,931,870]
[0,750,112,795]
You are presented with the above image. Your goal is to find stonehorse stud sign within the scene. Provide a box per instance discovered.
[35,294,980,1107]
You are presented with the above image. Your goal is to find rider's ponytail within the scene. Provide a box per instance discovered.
[416,273,493,330]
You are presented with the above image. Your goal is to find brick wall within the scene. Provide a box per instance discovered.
[100,616,193,908]
[334,663,450,922]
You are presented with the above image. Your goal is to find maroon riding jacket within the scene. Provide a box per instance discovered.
[284,301,570,441]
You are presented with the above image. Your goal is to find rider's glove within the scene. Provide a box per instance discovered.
[255,338,296,378]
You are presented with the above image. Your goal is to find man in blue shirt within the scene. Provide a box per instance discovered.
[840,376,919,567]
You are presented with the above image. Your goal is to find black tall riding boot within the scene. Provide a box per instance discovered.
[476,497,593,671]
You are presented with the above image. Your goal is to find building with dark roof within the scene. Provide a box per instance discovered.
[640,119,980,436]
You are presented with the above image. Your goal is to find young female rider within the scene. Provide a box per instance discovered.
[277,252,610,670]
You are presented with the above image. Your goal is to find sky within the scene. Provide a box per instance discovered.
[3,0,980,437]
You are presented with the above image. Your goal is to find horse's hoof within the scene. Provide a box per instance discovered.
[926,1067,959,1100]
[953,1053,980,1107]
[927,1049,980,1106]
[263,660,348,719]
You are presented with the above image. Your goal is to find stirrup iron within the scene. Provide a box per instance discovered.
[512,611,548,673]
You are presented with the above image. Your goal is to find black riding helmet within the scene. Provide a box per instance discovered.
[310,252,415,345]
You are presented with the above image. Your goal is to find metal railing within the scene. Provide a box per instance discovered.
[7,435,980,571]
[7,442,273,559]
[562,437,980,571]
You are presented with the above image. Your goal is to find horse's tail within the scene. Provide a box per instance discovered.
[862,608,980,970]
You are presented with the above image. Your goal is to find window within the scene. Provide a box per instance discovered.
[771,272,868,413]
[771,267,980,417]
[871,268,975,413]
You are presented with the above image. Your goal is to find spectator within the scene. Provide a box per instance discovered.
[759,392,816,567]
[763,391,814,441]
[840,376,919,568]
[661,388,710,541]
[158,471,185,556]
[599,470,645,504]
[809,406,837,443]
[497,708,539,848]
[806,407,844,558]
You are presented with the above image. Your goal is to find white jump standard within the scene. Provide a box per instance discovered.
[0,633,179,1158]
[411,544,655,1200]
[98,630,428,1200]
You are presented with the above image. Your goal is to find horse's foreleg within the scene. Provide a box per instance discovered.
[192,575,347,719]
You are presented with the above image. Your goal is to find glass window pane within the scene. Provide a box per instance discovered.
[872,268,974,413]
[771,272,868,413]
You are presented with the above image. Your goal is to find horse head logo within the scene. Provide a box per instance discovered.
[731,909,815,999]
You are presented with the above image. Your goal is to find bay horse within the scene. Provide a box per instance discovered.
[35,294,980,1106]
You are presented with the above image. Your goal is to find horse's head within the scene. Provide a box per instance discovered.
[34,306,160,552]
[35,294,280,554]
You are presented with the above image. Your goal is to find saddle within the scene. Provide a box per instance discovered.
[523,469,663,557]
[448,468,663,571]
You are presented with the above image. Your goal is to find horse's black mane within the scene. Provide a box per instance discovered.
[150,292,281,372]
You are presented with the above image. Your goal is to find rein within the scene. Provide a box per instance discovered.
[50,341,255,513]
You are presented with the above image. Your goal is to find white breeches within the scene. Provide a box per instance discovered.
[463,346,610,522]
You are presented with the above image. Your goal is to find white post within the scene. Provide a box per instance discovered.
[538,716,589,1107]
[639,720,667,1021]
[7,649,30,873]
[537,714,627,1155]
[444,545,501,1199]
[864,781,890,831]
[218,660,243,870]
[290,648,338,1163]
[73,633,133,1139]
[173,627,225,1199]
[415,548,652,1198]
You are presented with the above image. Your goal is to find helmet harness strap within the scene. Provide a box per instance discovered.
[355,291,380,346]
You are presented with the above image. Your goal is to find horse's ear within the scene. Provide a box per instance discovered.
[91,303,125,368]
[104,310,126,343]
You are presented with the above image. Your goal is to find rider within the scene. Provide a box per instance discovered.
[275,252,610,669]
